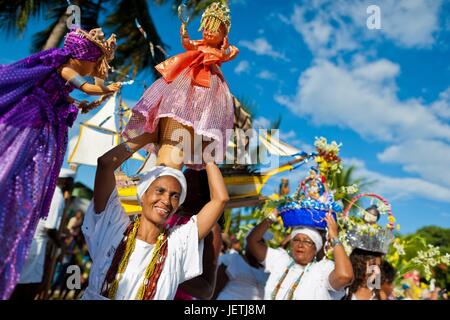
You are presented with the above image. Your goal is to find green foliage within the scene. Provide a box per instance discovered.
[386,229,450,291]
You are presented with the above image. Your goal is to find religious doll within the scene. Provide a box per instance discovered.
[0,27,120,299]
[123,1,239,170]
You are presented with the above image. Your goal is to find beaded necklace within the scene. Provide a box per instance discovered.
[271,261,313,300]
[101,218,169,300]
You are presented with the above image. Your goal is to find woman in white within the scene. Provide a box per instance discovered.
[81,132,229,300]
[214,245,268,300]
[247,210,353,300]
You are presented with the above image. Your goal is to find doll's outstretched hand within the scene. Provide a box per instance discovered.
[220,36,230,54]
[180,24,189,37]
[107,82,122,93]
[221,36,229,51]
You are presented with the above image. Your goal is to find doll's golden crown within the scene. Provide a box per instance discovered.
[77,28,117,62]
[199,1,231,34]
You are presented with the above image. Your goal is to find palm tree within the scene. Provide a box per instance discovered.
[330,165,374,213]
[0,0,211,78]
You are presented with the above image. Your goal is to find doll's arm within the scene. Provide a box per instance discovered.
[59,67,121,95]
[221,36,239,62]
[180,26,199,51]
[222,45,239,62]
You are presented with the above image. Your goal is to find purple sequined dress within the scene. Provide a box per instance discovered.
[0,48,79,299]
[0,28,105,299]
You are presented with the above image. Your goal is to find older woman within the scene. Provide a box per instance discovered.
[247,210,353,300]
[81,133,229,300]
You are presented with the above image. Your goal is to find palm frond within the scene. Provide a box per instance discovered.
[105,0,168,80]
[155,0,215,18]
[30,0,103,52]
[0,0,55,35]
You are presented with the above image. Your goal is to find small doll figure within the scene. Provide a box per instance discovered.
[294,167,327,200]
[362,205,381,224]
[308,179,321,200]
[279,178,290,196]
[0,28,120,299]
[124,1,239,170]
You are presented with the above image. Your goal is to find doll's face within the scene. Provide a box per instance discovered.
[202,24,226,47]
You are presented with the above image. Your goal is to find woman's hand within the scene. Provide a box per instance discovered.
[325,210,339,240]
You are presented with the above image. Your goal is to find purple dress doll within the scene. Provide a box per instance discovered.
[0,28,120,299]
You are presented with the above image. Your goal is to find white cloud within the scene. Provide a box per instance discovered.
[253,116,271,129]
[279,130,296,140]
[257,70,276,80]
[275,58,450,197]
[377,139,450,188]
[278,130,308,150]
[345,158,450,204]
[234,60,250,75]
[261,156,450,204]
[283,0,443,57]
[275,59,450,143]
[289,3,358,58]
[377,0,443,48]
[238,38,289,61]
[430,87,450,120]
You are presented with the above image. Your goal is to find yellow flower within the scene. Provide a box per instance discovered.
[269,193,280,200]
[388,216,396,224]
[396,224,401,231]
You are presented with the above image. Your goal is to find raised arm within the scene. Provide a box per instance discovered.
[59,66,121,95]
[221,36,239,62]
[93,133,156,214]
[181,27,198,51]
[246,209,278,262]
[326,212,354,290]
[196,163,229,240]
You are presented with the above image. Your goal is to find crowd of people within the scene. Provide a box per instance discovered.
[5,162,446,300]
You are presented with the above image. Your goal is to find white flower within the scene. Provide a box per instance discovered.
[442,253,450,265]
[346,184,359,195]
[377,202,390,215]
[314,137,327,150]
[393,241,405,255]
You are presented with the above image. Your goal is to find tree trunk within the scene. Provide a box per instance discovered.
[43,13,70,50]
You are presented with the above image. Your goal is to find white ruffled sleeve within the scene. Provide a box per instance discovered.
[82,188,130,261]
[168,215,204,283]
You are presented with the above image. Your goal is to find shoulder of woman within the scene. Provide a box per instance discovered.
[313,258,335,273]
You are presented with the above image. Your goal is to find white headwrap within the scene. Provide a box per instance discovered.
[137,166,187,205]
[291,227,323,253]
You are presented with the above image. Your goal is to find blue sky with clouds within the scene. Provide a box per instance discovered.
[1,0,449,233]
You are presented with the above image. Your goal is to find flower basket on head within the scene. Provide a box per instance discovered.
[341,193,395,254]
[278,167,342,230]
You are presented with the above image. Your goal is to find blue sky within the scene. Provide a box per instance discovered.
[1,0,449,233]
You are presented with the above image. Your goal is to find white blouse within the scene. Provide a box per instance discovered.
[81,188,204,300]
[263,247,345,300]
[217,252,268,300]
